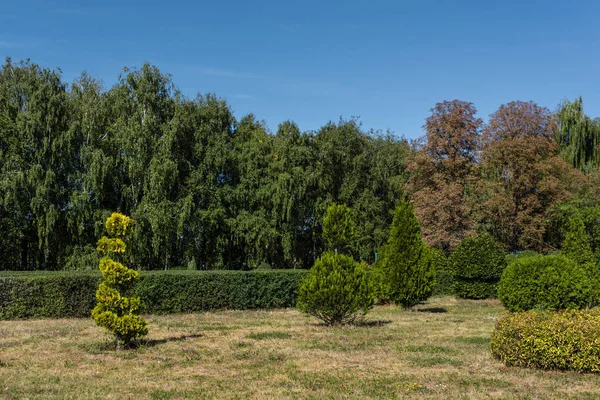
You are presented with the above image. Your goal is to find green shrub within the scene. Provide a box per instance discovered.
[377,200,435,307]
[431,248,452,296]
[561,216,600,305]
[504,250,539,266]
[491,310,600,373]
[0,269,306,320]
[498,255,592,312]
[297,252,374,325]
[449,234,506,299]
[92,212,148,346]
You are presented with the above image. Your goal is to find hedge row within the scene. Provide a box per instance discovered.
[0,270,306,320]
[491,310,600,373]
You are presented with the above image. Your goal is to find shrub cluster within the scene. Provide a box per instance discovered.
[0,270,306,320]
[491,310,600,373]
[296,252,374,325]
[449,234,506,299]
[498,255,591,312]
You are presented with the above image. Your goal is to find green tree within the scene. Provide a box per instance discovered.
[92,212,148,347]
[378,200,435,308]
[556,98,600,171]
[322,203,355,255]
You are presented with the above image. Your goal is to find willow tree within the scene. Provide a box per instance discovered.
[556,98,600,171]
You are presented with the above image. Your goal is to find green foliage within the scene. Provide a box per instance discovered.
[498,255,592,312]
[504,250,539,266]
[0,59,409,271]
[297,252,374,325]
[322,203,355,255]
[562,216,596,265]
[556,97,600,171]
[449,234,506,299]
[377,200,435,307]
[92,212,148,345]
[560,217,600,305]
[0,270,306,319]
[431,248,453,296]
[491,310,600,373]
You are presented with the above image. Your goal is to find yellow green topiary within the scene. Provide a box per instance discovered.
[91,212,148,347]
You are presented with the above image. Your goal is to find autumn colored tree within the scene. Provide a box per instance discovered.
[407,100,482,251]
[478,101,582,250]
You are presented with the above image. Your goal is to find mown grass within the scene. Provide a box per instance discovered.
[0,297,598,399]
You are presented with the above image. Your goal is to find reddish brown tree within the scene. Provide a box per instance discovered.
[478,101,583,250]
[407,100,482,251]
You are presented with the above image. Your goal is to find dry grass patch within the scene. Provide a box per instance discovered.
[0,297,598,399]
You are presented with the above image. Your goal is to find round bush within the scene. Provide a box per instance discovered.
[296,252,374,325]
[449,234,506,299]
[491,310,600,373]
[497,255,591,312]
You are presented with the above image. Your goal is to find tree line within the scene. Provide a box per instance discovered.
[1,58,599,271]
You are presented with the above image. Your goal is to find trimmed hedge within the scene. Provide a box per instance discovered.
[449,234,507,299]
[498,255,592,312]
[491,310,600,373]
[431,248,452,296]
[0,270,306,320]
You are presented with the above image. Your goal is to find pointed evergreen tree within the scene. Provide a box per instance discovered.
[322,203,355,255]
[378,200,435,308]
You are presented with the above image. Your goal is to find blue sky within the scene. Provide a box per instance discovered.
[1,0,599,139]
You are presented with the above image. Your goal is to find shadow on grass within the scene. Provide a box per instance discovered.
[414,307,448,313]
[354,319,393,327]
[312,319,393,328]
[138,334,204,348]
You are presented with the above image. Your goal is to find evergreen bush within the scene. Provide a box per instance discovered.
[377,200,435,307]
[297,252,374,325]
[498,255,591,312]
[491,310,600,373]
[91,212,148,346]
[449,234,506,299]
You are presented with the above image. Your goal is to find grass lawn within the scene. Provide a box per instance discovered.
[0,296,598,399]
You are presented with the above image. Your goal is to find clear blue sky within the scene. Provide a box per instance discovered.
[1,0,599,139]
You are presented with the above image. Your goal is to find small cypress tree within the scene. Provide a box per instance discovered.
[92,212,148,347]
[378,200,435,308]
[562,216,599,305]
[322,203,355,255]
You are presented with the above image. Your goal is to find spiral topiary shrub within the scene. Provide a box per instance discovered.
[491,310,600,373]
[497,255,591,312]
[92,212,148,347]
[449,234,506,299]
[296,251,374,325]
